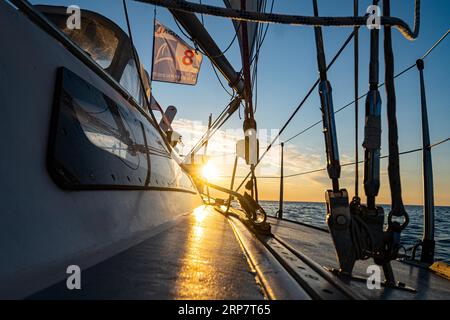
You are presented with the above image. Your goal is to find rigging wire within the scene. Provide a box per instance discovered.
[190,0,275,108]
[211,60,235,97]
[170,1,248,128]
[121,0,174,152]
[168,11,245,155]
[172,10,240,59]
[234,28,359,192]
[161,1,445,192]
[421,29,450,59]
[284,137,450,178]
[251,0,275,114]
[250,2,263,113]
[199,0,241,57]
[199,1,276,105]
[182,9,446,195]
[195,0,274,197]
[219,137,450,179]
[353,0,359,199]
[185,97,241,158]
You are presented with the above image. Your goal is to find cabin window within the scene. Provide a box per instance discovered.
[62,18,119,69]
[72,94,140,168]
[41,11,120,69]
[48,67,196,193]
[38,6,153,111]
[120,59,143,106]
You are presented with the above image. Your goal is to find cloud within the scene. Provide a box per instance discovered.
[172,118,240,162]
[170,119,450,205]
[171,118,327,180]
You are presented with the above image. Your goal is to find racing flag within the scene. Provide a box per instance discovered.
[152,20,203,85]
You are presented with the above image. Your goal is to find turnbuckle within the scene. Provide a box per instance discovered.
[319,80,341,191]
[363,88,382,209]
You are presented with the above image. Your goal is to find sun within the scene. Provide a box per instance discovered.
[201,161,219,180]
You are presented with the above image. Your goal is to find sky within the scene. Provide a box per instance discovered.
[35,0,450,205]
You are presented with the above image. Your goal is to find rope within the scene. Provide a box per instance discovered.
[136,0,421,41]
[172,2,278,157]
[351,214,375,260]
[199,179,268,225]
[384,0,408,230]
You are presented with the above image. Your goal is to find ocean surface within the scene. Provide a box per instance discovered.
[259,201,450,263]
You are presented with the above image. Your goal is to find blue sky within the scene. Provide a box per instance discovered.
[35,0,450,205]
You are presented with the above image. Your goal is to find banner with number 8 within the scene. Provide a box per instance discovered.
[152,20,203,85]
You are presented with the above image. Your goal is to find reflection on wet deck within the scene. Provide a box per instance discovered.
[29,206,264,299]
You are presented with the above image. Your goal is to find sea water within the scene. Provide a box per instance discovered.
[260,201,450,263]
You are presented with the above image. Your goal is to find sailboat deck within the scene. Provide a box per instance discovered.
[29,206,265,300]
[268,217,450,300]
[27,206,450,300]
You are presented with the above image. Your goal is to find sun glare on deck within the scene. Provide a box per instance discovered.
[193,205,208,223]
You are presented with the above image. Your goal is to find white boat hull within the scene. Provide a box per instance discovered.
[0,0,202,298]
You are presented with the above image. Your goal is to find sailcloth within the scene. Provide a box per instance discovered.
[152,20,203,85]
[223,0,262,61]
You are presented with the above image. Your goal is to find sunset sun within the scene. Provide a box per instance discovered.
[201,161,219,180]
